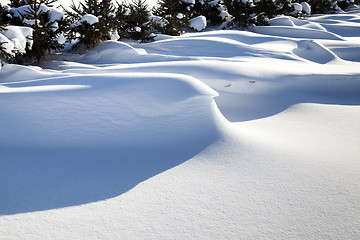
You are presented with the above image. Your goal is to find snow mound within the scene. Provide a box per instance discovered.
[269,16,327,31]
[80,41,145,63]
[0,73,225,214]
[254,25,343,40]
[292,3,302,12]
[306,13,360,37]
[292,40,340,64]
[0,73,220,148]
[301,2,311,15]
[146,37,295,60]
[0,64,58,83]
[189,16,207,31]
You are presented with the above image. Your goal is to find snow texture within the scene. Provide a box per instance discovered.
[0,26,33,55]
[293,2,302,12]
[301,1,311,15]
[48,7,64,22]
[1,6,360,240]
[10,4,49,19]
[78,14,99,25]
[182,0,195,4]
[189,16,207,31]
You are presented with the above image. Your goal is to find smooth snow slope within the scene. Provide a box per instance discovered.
[1,8,360,240]
[0,73,224,214]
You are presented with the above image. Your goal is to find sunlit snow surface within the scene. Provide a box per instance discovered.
[1,9,360,240]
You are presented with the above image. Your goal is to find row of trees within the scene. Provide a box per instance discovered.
[1,0,359,64]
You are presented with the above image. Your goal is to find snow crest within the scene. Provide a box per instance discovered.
[0,73,220,148]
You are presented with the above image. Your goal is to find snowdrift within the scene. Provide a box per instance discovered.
[0,73,226,214]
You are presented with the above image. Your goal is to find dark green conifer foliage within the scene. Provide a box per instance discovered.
[336,0,351,10]
[307,0,336,14]
[64,0,117,49]
[0,4,8,28]
[154,0,191,35]
[190,0,224,26]
[0,4,11,61]
[9,0,65,63]
[187,0,204,19]
[127,0,156,42]
[223,0,256,28]
[114,3,131,38]
[203,1,225,26]
[275,0,293,15]
[255,0,278,25]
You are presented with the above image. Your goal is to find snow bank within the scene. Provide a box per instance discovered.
[146,37,295,60]
[269,16,326,31]
[0,72,224,213]
[0,64,60,83]
[79,41,145,63]
[0,73,219,148]
[254,25,343,40]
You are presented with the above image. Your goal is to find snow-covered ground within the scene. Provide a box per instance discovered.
[1,8,360,240]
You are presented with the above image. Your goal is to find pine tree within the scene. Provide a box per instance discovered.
[255,0,279,25]
[114,3,131,38]
[64,0,118,49]
[223,0,257,28]
[6,0,66,63]
[275,0,294,16]
[190,0,225,26]
[307,0,337,14]
[336,0,351,10]
[127,0,156,42]
[154,0,192,35]
[1,4,10,62]
[0,4,8,28]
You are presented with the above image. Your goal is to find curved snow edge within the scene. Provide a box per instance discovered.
[0,73,223,148]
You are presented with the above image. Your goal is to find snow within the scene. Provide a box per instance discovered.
[78,14,99,25]
[56,34,66,44]
[10,4,49,19]
[189,15,207,31]
[149,15,167,27]
[6,4,64,31]
[292,2,302,12]
[48,7,64,22]
[110,31,120,41]
[176,13,184,19]
[1,25,33,54]
[1,7,360,240]
[301,1,311,15]
[182,0,196,4]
